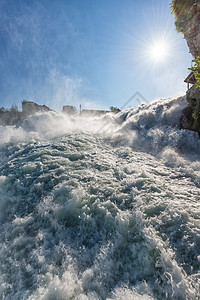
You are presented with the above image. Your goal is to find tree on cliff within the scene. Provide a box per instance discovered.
[9,104,18,113]
[189,57,200,89]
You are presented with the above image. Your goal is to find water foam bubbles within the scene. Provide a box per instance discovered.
[0,96,200,299]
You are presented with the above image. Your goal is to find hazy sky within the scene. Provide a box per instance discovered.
[0,0,192,112]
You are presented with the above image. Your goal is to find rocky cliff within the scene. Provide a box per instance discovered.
[22,101,52,118]
[172,1,200,57]
[171,1,200,133]
[179,2,200,57]
[0,101,53,126]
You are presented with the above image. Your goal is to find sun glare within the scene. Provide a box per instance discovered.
[149,41,169,62]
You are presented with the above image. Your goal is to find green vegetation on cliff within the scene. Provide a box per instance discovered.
[170,1,200,86]
[189,56,200,88]
[170,1,200,133]
[170,0,197,33]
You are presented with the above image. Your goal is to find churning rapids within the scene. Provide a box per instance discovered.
[0,96,200,300]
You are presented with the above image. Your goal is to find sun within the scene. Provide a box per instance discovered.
[149,41,169,62]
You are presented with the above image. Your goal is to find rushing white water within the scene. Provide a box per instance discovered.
[0,95,200,300]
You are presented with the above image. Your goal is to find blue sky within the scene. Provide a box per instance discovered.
[0,0,192,112]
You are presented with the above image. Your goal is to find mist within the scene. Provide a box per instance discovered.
[0,0,103,111]
[0,0,192,113]
[1,94,200,299]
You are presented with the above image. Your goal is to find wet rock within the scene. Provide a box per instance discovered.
[180,85,200,133]
[180,106,194,130]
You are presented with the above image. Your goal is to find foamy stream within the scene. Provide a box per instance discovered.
[0,96,199,299]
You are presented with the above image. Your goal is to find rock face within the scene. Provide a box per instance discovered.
[184,3,200,57]
[0,101,53,126]
[173,1,200,133]
[184,3,200,58]
[180,85,200,133]
[180,106,194,130]
[175,1,200,57]
[0,109,23,126]
[22,101,52,117]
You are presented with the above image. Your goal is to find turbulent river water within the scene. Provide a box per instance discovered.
[0,96,200,299]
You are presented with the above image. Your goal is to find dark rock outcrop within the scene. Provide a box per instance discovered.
[174,1,200,57]
[180,106,194,130]
[0,101,53,126]
[180,85,200,133]
[182,3,200,57]
[22,101,52,118]
[172,1,200,133]
[0,109,23,126]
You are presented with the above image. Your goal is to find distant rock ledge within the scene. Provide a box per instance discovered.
[22,100,52,118]
[0,101,53,126]
[0,101,112,126]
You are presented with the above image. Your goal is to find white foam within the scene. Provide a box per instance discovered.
[0,95,200,299]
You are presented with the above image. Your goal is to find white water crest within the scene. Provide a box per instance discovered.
[0,95,200,300]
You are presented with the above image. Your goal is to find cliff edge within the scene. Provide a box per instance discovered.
[172,0,200,57]
[171,0,200,133]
